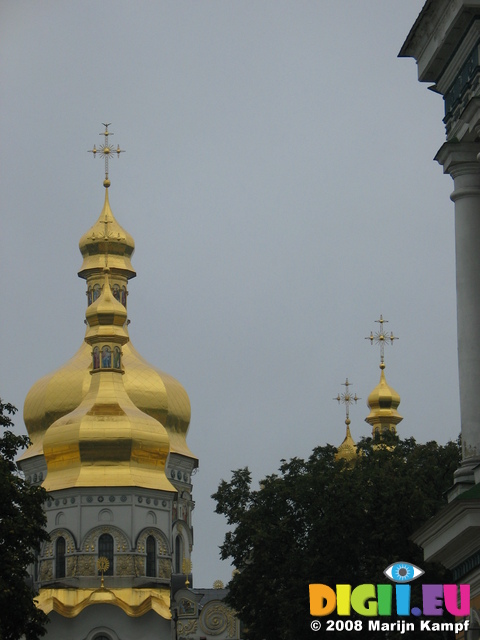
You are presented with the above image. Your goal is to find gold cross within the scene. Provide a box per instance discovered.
[88,123,125,187]
[334,378,360,422]
[365,315,398,369]
[97,556,110,589]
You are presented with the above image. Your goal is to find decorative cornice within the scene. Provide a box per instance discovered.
[435,141,480,174]
[453,549,480,581]
[35,586,171,619]
[411,498,480,570]
[399,0,464,82]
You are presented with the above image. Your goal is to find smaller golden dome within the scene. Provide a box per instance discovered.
[336,420,357,462]
[365,365,402,437]
[78,187,136,279]
[85,270,128,342]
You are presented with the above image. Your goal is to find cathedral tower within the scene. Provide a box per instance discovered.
[18,126,197,640]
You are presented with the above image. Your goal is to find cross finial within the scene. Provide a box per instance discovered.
[88,123,125,188]
[182,557,192,587]
[365,315,398,370]
[334,378,360,424]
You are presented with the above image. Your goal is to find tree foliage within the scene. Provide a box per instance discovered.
[0,400,49,640]
[213,435,461,640]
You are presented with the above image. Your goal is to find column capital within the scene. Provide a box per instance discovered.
[435,142,480,177]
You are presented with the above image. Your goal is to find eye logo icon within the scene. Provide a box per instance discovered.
[384,562,424,583]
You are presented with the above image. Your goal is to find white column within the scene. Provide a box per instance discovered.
[437,142,480,488]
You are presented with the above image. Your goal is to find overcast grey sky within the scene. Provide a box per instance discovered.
[1,1,457,587]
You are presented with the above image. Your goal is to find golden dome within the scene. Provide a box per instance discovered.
[85,271,128,339]
[20,342,195,465]
[78,188,136,280]
[21,185,196,470]
[335,420,357,462]
[365,364,402,437]
[42,271,175,492]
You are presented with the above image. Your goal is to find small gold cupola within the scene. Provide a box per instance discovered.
[364,315,402,438]
[78,186,136,280]
[79,124,135,280]
[334,378,359,463]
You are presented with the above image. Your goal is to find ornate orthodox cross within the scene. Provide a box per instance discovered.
[88,123,125,187]
[365,315,398,369]
[334,378,360,422]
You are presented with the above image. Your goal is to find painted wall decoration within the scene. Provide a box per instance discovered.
[102,346,112,368]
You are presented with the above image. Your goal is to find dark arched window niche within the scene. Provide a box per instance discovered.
[98,534,114,576]
[56,536,66,578]
[86,629,117,640]
[146,535,156,577]
[175,535,183,574]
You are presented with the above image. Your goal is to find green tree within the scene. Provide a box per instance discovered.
[0,400,49,640]
[213,435,461,640]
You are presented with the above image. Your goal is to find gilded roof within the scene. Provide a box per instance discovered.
[21,185,197,479]
[335,422,357,462]
[365,366,403,434]
[78,188,136,279]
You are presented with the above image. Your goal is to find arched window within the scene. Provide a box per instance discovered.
[112,284,120,301]
[93,284,101,301]
[98,534,114,576]
[146,535,156,577]
[56,536,66,578]
[175,535,183,574]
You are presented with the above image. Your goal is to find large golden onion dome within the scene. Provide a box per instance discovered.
[43,271,175,492]
[21,343,194,465]
[365,363,402,437]
[20,183,196,470]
